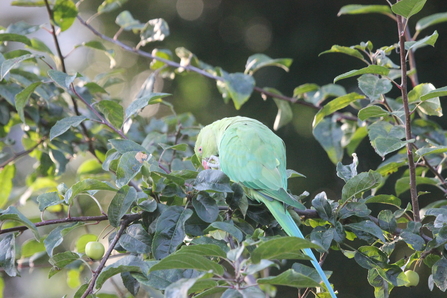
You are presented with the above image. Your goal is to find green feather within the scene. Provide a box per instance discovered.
[195,116,337,298]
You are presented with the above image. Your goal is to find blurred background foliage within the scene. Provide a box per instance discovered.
[2,0,447,297]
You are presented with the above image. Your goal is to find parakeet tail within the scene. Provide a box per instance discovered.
[261,198,337,298]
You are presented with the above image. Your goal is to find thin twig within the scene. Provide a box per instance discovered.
[81,213,141,298]
[0,139,45,168]
[396,14,420,222]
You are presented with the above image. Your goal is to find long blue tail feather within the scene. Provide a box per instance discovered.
[260,196,337,298]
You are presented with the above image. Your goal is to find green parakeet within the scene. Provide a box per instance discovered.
[194,116,337,298]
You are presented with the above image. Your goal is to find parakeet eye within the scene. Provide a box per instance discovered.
[198,147,202,153]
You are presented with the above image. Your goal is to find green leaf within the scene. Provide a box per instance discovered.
[365,194,401,207]
[336,154,358,182]
[97,0,129,14]
[108,186,137,227]
[377,210,397,232]
[311,192,333,223]
[0,33,31,46]
[391,0,427,19]
[338,5,392,16]
[109,139,147,153]
[27,38,53,55]
[409,83,443,116]
[47,69,77,89]
[164,274,205,298]
[319,45,364,60]
[341,170,382,203]
[15,81,41,123]
[244,53,292,74]
[82,41,116,68]
[338,202,371,220]
[367,121,407,158]
[432,257,447,291]
[334,65,390,83]
[44,222,83,257]
[358,105,390,121]
[53,0,78,32]
[251,237,319,264]
[21,238,45,258]
[313,92,364,127]
[150,252,224,275]
[96,256,144,289]
[221,73,255,110]
[194,170,233,193]
[293,83,319,98]
[75,234,97,253]
[115,10,144,31]
[416,12,447,31]
[420,86,447,101]
[0,165,15,209]
[347,221,386,242]
[205,222,244,243]
[49,115,88,140]
[192,192,219,223]
[119,224,151,254]
[1,206,40,240]
[358,74,392,101]
[116,151,148,188]
[416,146,447,157]
[0,234,18,277]
[1,54,35,80]
[49,251,80,269]
[313,117,343,164]
[400,231,425,251]
[37,191,63,211]
[177,244,227,258]
[395,176,437,196]
[125,93,171,119]
[273,96,293,130]
[405,31,438,52]
[152,206,193,259]
[64,179,117,203]
[140,18,170,45]
[257,268,321,288]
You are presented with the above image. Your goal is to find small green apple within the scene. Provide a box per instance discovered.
[404,270,420,287]
[85,241,105,260]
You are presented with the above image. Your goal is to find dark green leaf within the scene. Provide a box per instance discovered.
[338,202,371,220]
[273,96,292,130]
[50,115,87,141]
[341,170,382,203]
[221,73,255,110]
[47,69,77,89]
[119,224,151,254]
[205,221,243,242]
[432,257,447,291]
[251,237,319,263]
[150,253,224,275]
[358,105,390,121]
[53,0,78,31]
[0,234,18,277]
[1,206,39,240]
[358,74,392,100]
[1,54,35,80]
[354,246,387,270]
[395,176,437,196]
[368,121,407,157]
[313,116,343,164]
[347,220,385,242]
[109,139,147,153]
[0,33,31,46]
[177,244,227,258]
[336,154,358,182]
[164,274,204,298]
[28,38,53,54]
[15,81,41,123]
[152,206,193,259]
[257,268,321,288]
[194,170,233,193]
[125,93,171,119]
[400,231,425,251]
[365,194,401,206]
[64,179,117,203]
[311,192,333,223]
[49,251,80,269]
[44,222,83,257]
[116,151,148,188]
[377,210,397,232]
[97,100,124,128]
[108,186,137,227]
[37,191,63,212]
[96,255,144,289]
[192,192,219,223]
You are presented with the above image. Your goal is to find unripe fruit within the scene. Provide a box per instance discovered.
[404,270,420,287]
[85,241,105,260]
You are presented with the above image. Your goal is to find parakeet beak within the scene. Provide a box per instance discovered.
[202,159,210,169]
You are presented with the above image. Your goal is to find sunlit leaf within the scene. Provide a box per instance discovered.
[338,5,392,16]
[416,12,447,31]
[391,0,427,19]
[334,65,390,83]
